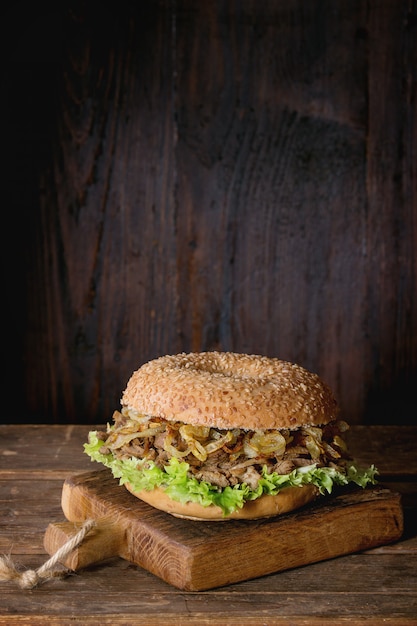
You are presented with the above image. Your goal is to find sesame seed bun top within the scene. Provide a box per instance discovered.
[121,351,339,430]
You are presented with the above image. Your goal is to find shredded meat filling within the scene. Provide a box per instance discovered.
[97,408,352,490]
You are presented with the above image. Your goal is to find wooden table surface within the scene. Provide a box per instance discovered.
[1,424,416,625]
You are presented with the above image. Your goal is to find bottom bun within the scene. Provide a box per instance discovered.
[124,483,319,521]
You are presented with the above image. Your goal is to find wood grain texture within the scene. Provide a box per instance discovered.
[0,424,416,624]
[1,553,417,625]
[2,555,417,626]
[42,469,403,591]
[2,1,416,426]
[364,2,417,423]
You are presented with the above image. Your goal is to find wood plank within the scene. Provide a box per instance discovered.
[2,424,415,624]
[8,606,413,626]
[1,555,416,625]
[365,0,417,426]
[4,3,416,430]
[345,426,417,478]
[0,606,416,626]
[6,3,179,425]
[0,480,64,553]
[2,550,417,594]
[0,424,94,477]
[43,470,403,591]
[173,0,372,428]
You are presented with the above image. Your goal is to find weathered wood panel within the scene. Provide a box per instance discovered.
[174,0,370,409]
[1,424,416,623]
[2,1,416,425]
[364,2,417,423]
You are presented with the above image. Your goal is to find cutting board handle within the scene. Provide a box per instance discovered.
[44,520,124,571]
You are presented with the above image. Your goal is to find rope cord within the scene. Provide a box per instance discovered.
[0,519,96,589]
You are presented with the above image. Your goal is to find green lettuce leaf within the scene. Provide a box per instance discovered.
[84,430,378,517]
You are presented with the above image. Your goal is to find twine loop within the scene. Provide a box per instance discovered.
[0,519,96,590]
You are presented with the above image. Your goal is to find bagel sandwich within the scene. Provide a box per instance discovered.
[84,351,377,520]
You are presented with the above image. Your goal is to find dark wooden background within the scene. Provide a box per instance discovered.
[2,0,416,426]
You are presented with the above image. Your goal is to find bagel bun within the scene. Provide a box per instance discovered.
[125,482,320,521]
[121,351,338,430]
[84,352,376,523]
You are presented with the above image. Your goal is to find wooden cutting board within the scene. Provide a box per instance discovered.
[44,469,403,591]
